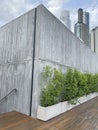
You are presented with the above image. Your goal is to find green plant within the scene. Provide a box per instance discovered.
[41,65,53,85]
[74,70,87,97]
[93,74,98,92]
[52,68,66,102]
[40,66,65,106]
[64,69,78,101]
[40,66,98,107]
[69,98,79,105]
[85,73,94,94]
[40,83,59,106]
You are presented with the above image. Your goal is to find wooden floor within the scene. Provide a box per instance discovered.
[1,97,98,130]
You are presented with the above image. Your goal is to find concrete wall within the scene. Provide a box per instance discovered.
[0,5,98,118]
[31,5,98,117]
[0,8,35,115]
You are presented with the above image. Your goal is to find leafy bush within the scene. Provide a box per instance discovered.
[85,73,94,94]
[93,74,98,92]
[64,69,78,100]
[40,66,65,106]
[41,83,59,107]
[40,66,98,107]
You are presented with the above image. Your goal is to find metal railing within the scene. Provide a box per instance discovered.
[0,88,17,104]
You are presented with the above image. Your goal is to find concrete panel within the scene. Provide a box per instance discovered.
[31,5,98,117]
[35,5,98,73]
[0,61,32,115]
[0,8,36,115]
[0,9,35,64]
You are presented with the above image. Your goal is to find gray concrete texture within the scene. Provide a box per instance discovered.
[0,5,98,118]
[0,8,35,115]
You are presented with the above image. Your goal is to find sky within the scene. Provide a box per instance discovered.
[0,0,98,32]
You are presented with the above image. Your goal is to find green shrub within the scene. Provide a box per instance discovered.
[40,66,98,107]
[40,83,59,107]
[74,70,87,97]
[93,74,98,92]
[64,69,78,100]
[40,66,65,106]
[84,73,94,94]
[52,68,66,102]
[41,65,53,85]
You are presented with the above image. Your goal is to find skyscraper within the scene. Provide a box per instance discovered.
[60,10,71,30]
[83,11,89,28]
[74,8,90,47]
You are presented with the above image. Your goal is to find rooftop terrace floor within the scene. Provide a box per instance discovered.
[0,96,98,130]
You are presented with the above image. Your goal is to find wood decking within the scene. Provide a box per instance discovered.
[0,96,98,130]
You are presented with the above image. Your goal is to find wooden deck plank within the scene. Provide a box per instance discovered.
[0,96,98,130]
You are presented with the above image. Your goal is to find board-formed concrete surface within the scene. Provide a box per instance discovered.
[0,5,98,118]
[0,8,36,115]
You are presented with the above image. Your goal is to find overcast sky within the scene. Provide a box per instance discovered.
[0,0,98,32]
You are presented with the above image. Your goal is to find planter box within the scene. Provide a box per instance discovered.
[37,92,98,121]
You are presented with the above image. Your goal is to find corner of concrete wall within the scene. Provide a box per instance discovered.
[31,4,98,118]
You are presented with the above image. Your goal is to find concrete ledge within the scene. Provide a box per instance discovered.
[37,92,98,121]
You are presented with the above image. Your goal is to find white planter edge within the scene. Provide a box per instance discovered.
[37,92,98,121]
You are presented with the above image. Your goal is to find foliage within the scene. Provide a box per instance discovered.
[93,74,98,92]
[40,83,59,106]
[41,65,53,85]
[40,66,65,106]
[40,66,98,107]
[64,69,78,100]
[69,98,79,105]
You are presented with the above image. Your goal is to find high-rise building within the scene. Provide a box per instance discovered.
[74,8,90,47]
[90,27,98,55]
[83,12,89,29]
[60,10,71,30]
